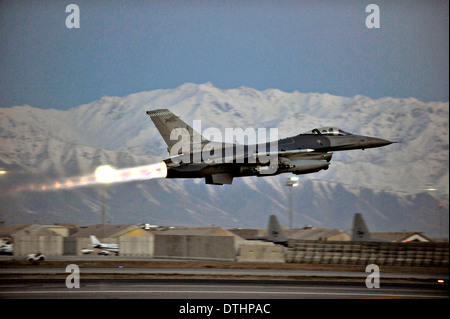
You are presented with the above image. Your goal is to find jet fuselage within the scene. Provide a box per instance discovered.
[147,110,394,185]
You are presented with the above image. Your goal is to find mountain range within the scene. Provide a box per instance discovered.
[0,83,448,238]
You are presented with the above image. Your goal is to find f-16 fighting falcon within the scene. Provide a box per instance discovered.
[147,109,395,185]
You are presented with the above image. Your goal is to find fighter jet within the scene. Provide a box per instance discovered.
[147,109,394,185]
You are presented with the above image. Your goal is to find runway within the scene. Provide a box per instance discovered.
[0,266,446,281]
[0,256,448,300]
[0,278,448,299]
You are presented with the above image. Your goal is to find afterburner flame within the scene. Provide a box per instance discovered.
[22,161,167,192]
[95,165,116,184]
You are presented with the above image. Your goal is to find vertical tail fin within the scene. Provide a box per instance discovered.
[352,213,373,241]
[90,235,101,246]
[146,109,208,155]
[267,215,288,243]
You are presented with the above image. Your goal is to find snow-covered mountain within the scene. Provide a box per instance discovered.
[0,83,448,237]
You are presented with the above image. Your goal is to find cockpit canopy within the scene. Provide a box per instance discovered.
[302,127,352,136]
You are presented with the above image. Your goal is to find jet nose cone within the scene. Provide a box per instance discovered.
[366,137,395,148]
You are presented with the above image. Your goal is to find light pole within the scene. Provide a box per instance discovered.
[95,165,115,226]
[286,176,299,229]
[422,183,447,239]
[101,186,106,226]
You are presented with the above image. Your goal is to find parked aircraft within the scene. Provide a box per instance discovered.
[351,213,387,242]
[89,235,119,255]
[0,243,13,255]
[147,109,395,185]
[264,215,288,246]
[239,215,288,246]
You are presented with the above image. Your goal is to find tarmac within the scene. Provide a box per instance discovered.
[0,255,448,283]
[1,278,448,299]
[0,256,448,300]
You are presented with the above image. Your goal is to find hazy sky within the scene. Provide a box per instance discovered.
[0,0,448,110]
